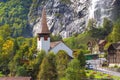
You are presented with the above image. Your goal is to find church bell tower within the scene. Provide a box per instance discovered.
[37,7,50,53]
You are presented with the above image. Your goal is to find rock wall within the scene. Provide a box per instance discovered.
[28,0,120,38]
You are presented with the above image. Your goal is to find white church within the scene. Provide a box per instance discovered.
[37,8,73,57]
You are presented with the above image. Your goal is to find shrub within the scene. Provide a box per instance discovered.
[89,74,95,79]
[114,65,118,68]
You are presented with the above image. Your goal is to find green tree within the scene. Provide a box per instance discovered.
[2,39,14,55]
[0,24,11,39]
[0,0,32,37]
[102,18,113,35]
[56,50,70,79]
[0,36,4,52]
[0,39,14,75]
[87,19,96,30]
[38,52,57,80]
[31,50,46,79]
[28,37,37,60]
[8,60,17,76]
[50,34,62,42]
[77,51,86,68]
[66,59,86,80]
[64,36,76,49]
[16,66,27,76]
[110,19,120,42]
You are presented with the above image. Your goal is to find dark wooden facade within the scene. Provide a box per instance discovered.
[87,40,107,53]
[98,40,107,52]
[107,42,120,64]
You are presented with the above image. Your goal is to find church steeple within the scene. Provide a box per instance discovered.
[39,7,50,34]
[37,7,50,53]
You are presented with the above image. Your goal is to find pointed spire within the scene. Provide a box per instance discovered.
[39,7,50,34]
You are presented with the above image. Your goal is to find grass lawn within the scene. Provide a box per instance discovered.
[86,70,120,80]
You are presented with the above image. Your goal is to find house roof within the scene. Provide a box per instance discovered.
[98,40,106,45]
[50,41,61,49]
[109,42,120,50]
[38,7,50,34]
[50,41,73,58]
[0,77,31,80]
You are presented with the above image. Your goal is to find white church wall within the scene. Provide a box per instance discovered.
[37,37,50,53]
[50,42,73,57]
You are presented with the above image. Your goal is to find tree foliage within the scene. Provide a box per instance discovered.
[38,52,57,80]
[50,34,62,42]
[87,19,96,30]
[0,0,32,37]
[66,59,86,80]
[77,50,86,68]
[102,18,113,35]
[108,19,120,42]
[56,50,70,79]
[31,50,46,79]
[16,66,27,76]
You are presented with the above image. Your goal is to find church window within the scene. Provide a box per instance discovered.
[44,36,48,40]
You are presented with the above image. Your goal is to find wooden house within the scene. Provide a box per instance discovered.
[98,40,107,52]
[87,40,99,54]
[107,42,120,66]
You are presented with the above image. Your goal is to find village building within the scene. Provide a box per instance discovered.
[107,42,120,67]
[87,40,107,54]
[37,7,73,57]
[0,77,32,80]
[98,40,107,52]
[87,40,99,54]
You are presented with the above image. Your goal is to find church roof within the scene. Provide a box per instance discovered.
[50,41,73,57]
[39,7,50,34]
[50,41,61,49]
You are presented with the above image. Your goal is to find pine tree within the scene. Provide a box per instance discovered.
[110,19,120,42]
[77,51,86,68]
[56,50,70,79]
[32,50,46,79]
[37,52,57,80]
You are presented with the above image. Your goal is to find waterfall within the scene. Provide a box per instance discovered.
[88,0,100,19]
[88,0,114,26]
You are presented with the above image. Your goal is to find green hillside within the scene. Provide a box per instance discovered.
[64,18,120,50]
[0,0,32,37]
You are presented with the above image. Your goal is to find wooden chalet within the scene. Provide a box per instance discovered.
[87,40,99,54]
[107,42,120,66]
[98,40,107,52]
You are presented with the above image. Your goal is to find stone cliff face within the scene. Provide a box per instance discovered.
[88,0,120,26]
[28,0,120,38]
